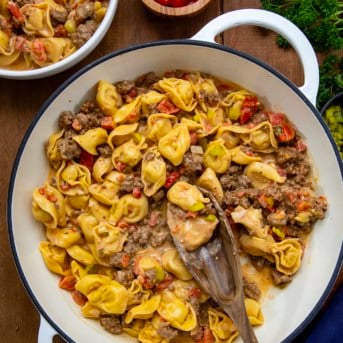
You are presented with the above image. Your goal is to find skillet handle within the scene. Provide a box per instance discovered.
[191,9,319,105]
[38,315,58,343]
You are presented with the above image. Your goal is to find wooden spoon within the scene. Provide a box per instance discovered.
[166,189,258,343]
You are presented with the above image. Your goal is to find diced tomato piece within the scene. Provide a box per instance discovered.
[148,211,159,227]
[295,138,307,152]
[31,39,48,64]
[71,290,88,306]
[59,275,77,291]
[188,287,202,298]
[164,171,181,188]
[157,99,180,114]
[190,131,198,145]
[38,187,46,195]
[117,220,129,229]
[47,194,57,202]
[132,187,142,199]
[60,182,70,191]
[71,118,82,131]
[196,327,215,343]
[7,2,24,22]
[156,274,174,291]
[101,116,114,130]
[121,253,131,268]
[296,201,311,212]
[240,96,259,124]
[116,161,126,172]
[54,24,68,37]
[185,211,198,218]
[268,112,286,126]
[277,124,295,142]
[79,150,95,171]
[128,88,137,98]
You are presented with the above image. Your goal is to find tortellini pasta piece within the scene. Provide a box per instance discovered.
[167,181,209,212]
[125,295,161,324]
[72,128,108,155]
[39,241,68,275]
[221,90,254,120]
[208,308,239,343]
[161,248,193,281]
[189,72,219,111]
[77,213,99,243]
[21,3,54,37]
[245,298,264,326]
[138,322,169,343]
[239,235,303,275]
[32,184,66,228]
[244,162,286,189]
[76,274,129,314]
[156,78,197,112]
[231,206,268,238]
[32,38,75,67]
[166,203,218,252]
[229,146,262,165]
[141,90,167,114]
[127,279,153,307]
[89,180,119,205]
[113,96,141,124]
[66,245,97,265]
[110,194,149,224]
[46,227,82,249]
[215,126,240,149]
[88,197,111,222]
[56,161,91,196]
[195,111,220,137]
[108,123,138,148]
[147,113,177,141]
[92,156,113,182]
[46,129,64,169]
[141,147,167,197]
[158,124,191,166]
[96,80,122,117]
[172,280,209,304]
[66,194,90,211]
[224,122,278,152]
[203,140,231,174]
[71,260,89,281]
[93,223,127,256]
[197,167,224,203]
[157,291,197,331]
[112,139,145,170]
[122,319,146,339]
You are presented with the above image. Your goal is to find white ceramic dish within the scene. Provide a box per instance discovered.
[0,0,118,80]
[7,9,343,343]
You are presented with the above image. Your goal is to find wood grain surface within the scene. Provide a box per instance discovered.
[0,1,341,342]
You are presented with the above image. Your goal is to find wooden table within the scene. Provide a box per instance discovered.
[0,1,341,342]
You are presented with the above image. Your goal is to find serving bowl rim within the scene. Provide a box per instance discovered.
[7,39,343,343]
[320,91,343,115]
[0,0,119,80]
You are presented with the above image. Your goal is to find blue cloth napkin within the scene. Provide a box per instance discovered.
[295,284,343,343]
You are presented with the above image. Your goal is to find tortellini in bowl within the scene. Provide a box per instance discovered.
[0,0,117,78]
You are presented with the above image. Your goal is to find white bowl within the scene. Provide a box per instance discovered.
[0,0,118,80]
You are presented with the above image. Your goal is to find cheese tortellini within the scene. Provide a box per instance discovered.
[32,70,326,343]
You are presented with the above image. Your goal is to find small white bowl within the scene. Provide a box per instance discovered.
[0,0,118,80]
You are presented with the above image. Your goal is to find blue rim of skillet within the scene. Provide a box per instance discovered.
[7,39,343,343]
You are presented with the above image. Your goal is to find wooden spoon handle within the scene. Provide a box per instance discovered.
[221,300,259,343]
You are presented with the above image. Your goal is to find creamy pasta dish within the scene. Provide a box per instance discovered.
[32,70,327,342]
[0,0,107,70]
